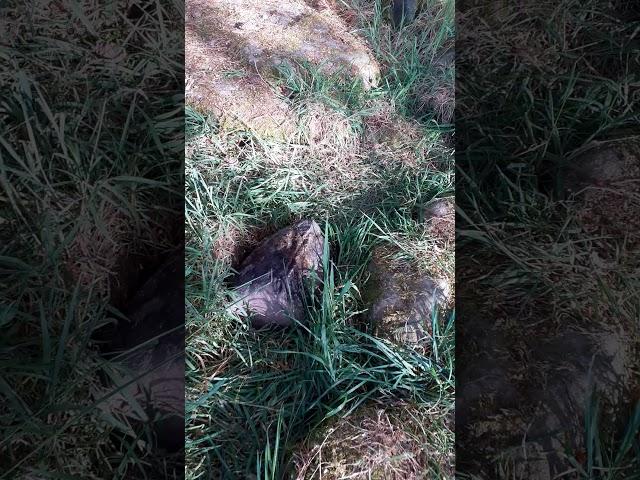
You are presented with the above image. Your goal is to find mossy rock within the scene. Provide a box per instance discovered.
[363,246,449,352]
[295,402,452,479]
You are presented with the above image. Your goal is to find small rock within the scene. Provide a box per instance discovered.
[421,197,454,222]
[435,47,454,69]
[564,143,640,246]
[95,42,126,62]
[228,219,324,328]
[421,201,454,248]
[392,0,418,28]
[364,247,449,350]
[564,146,627,193]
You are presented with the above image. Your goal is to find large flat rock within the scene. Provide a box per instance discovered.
[186,0,380,139]
[186,15,297,140]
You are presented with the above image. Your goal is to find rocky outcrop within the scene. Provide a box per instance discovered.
[228,219,325,328]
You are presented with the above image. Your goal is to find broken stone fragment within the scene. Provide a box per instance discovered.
[228,219,325,328]
[364,246,449,351]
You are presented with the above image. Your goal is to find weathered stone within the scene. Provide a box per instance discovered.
[364,247,449,351]
[521,328,631,475]
[564,142,640,246]
[185,20,297,140]
[435,46,455,69]
[104,250,184,451]
[228,219,324,328]
[458,315,632,476]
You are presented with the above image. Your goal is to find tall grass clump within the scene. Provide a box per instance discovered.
[340,0,455,126]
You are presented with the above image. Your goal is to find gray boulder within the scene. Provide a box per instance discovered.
[422,197,454,220]
[228,219,324,328]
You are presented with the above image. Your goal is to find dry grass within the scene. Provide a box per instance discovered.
[63,203,130,295]
[301,102,361,160]
[294,402,454,480]
[419,84,454,125]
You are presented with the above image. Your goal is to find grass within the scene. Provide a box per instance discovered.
[0,0,183,478]
[456,0,640,477]
[185,0,455,478]
[566,396,640,480]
